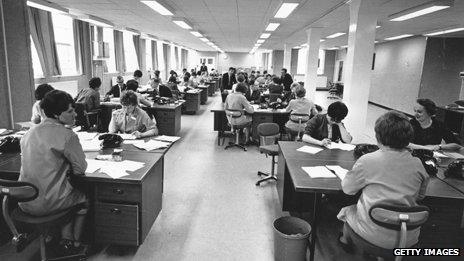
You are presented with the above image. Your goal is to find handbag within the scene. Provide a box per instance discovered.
[0,136,21,153]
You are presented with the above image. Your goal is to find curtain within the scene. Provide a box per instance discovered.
[163,43,170,80]
[174,46,179,70]
[133,34,141,69]
[28,7,61,76]
[262,53,269,72]
[114,30,125,72]
[180,49,188,70]
[73,20,91,75]
[151,40,158,70]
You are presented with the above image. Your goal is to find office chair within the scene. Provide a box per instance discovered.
[256,123,280,186]
[0,179,87,260]
[159,84,173,98]
[74,102,100,131]
[286,113,310,141]
[345,204,429,261]
[224,109,249,151]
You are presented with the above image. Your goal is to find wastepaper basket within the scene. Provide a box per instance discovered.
[274,216,311,261]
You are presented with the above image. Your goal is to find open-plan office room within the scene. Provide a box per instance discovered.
[1,0,464,260]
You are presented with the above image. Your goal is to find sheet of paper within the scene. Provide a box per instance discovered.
[124,140,145,145]
[119,133,137,140]
[433,151,448,158]
[85,159,144,179]
[85,159,103,173]
[154,135,180,143]
[133,140,170,151]
[80,140,101,152]
[297,145,323,154]
[77,132,98,141]
[326,142,355,151]
[302,166,337,178]
[444,152,464,159]
[325,165,348,180]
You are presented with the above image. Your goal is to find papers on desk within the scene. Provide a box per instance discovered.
[80,139,101,152]
[433,151,448,158]
[302,166,337,178]
[444,152,464,159]
[86,159,144,179]
[0,129,8,135]
[325,165,348,180]
[325,142,355,151]
[154,135,180,143]
[119,133,137,140]
[132,140,170,151]
[297,146,323,154]
[76,132,98,141]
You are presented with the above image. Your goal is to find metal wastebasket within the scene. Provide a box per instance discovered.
[274,216,312,261]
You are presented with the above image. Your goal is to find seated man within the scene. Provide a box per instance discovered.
[106,75,126,98]
[109,90,158,138]
[302,101,352,146]
[75,77,101,111]
[20,90,88,254]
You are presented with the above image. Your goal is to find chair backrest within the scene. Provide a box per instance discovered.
[257,123,280,146]
[159,85,173,98]
[74,102,90,130]
[290,113,310,124]
[225,109,243,118]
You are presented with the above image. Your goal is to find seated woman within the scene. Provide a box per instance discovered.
[75,77,101,111]
[268,76,283,94]
[19,90,88,253]
[109,90,158,139]
[409,98,461,151]
[302,101,352,146]
[224,82,254,142]
[338,111,429,251]
[246,80,260,103]
[125,79,152,107]
[31,83,54,124]
[285,84,317,140]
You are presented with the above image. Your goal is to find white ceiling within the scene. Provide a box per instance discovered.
[49,0,464,52]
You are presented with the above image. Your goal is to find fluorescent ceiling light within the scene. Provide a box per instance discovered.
[340,45,348,48]
[190,31,203,37]
[327,47,339,50]
[199,38,208,42]
[384,34,413,40]
[376,25,381,28]
[274,3,299,18]
[27,0,67,14]
[389,0,452,22]
[172,19,192,29]
[257,39,265,44]
[260,33,271,39]
[293,46,301,49]
[424,27,464,36]
[81,16,113,27]
[326,32,345,39]
[141,1,173,16]
[320,39,325,42]
[374,40,379,43]
[206,42,215,46]
[265,23,280,31]
[301,43,308,47]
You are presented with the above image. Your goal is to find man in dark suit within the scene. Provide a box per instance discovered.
[221,67,236,91]
[280,68,293,92]
[106,75,126,97]
[200,62,208,74]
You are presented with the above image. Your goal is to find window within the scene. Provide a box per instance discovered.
[30,36,44,78]
[123,31,139,72]
[103,28,117,73]
[51,13,77,76]
[145,40,152,72]
[157,41,165,79]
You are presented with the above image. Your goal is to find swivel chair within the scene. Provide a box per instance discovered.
[0,179,87,260]
[256,123,280,186]
[224,109,249,151]
[345,204,429,261]
[159,84,173,98]
[286,113,310,141]
[74,102,100,131]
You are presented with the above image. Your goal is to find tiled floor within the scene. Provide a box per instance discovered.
[0,91,389,261]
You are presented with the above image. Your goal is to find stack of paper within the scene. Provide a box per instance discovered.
[301,166,337,178]
[77,132,98,141]
[297,146,323,154]
[154,135,180,143]
[86,159,145,179]
[132,140,170,151]
[326,142,356,151]
[433,151,447,158]
[124,140,145,146]
[325,165,348,180]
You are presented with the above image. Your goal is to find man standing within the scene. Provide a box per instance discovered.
[280,68,293,92]
[200,62,208,75]
[222,67,236,91]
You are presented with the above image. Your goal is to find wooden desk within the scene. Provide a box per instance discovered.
[182,91,201,114]
[196,86,208,104]
[277,141,464,260]
[205,81,215,96]
[144,102,183,136]
[211,107,290,145]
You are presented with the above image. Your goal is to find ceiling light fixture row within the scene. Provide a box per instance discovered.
[388,0,452,22]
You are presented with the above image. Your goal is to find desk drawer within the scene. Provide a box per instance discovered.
[253,114,273,124]
[155,111,175,119]
[96,183,141,202]
[95,225,139,246]
[95,203,138,229]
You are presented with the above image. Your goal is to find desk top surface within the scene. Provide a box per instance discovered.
[278,141,464,199]
[101,101,184,110]
[211,106,289,115]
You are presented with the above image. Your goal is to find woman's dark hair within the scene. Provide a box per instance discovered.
[249,79,255,86]
[272,76,281,84]
[235,82,248,94]
[35,83,54,100]
[170,70,177,76]
[89,77,102,89]
[120,90,138,106]
[375,111,413,149]
[191,71,197,76]
[133,70,143,78]
[168,75,177,83]
[183,75,190,82]
[154,70,160,76]
[327,101,348,122]
[237,74,245,83]
[40,90,74,118]
[416,98,437,116]
[185,72,191,78]
[126,79,139,91]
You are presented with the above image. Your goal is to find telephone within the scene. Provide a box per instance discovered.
[353,144,379,160]
[444,159,464,179]
[0,136,21,153]
[98,134,123,149]
[411,149,438,176]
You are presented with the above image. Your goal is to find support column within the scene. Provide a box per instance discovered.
[343,0,378,137]
[304,28,321,101]
[283,43,291,74]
